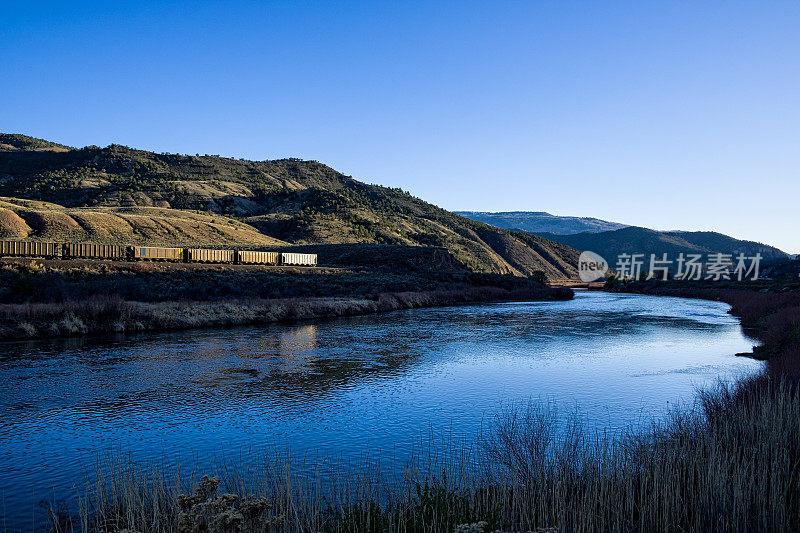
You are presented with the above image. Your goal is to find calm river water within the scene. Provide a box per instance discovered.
[0,291,761,527]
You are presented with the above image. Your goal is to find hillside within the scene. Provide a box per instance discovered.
[0,197,285,246]
[534,226,787,265]
[0,134,579,279]
[456,211,628,234]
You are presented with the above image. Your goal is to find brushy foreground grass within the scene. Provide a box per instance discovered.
[46,376,799,532]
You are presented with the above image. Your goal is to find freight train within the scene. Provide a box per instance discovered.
[0,240,317,266]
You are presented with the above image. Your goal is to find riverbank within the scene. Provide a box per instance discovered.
[0,286,573,341]
[0,259,572,340]
[39,285,800,532]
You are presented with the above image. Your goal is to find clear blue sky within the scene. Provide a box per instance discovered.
[2,1,798,252]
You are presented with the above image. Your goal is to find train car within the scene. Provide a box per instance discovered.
[236,250,279,265]
[132,246,184,262]
[1,240,320,267]
[280,252,318,266]
[63,243,127,260]
[187,248,234,263]
[0,240,61,259]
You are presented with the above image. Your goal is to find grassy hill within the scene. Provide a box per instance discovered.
[534,226,787,265]
[0,197,285,246]
[0,133,579,279]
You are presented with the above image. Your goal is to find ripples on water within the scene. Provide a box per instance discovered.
[0,291,761,525]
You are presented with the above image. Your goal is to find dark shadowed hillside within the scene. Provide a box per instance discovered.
[0,134,579,279]
[535,226,787,265]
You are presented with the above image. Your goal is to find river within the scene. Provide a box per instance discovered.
[0,291,762,527]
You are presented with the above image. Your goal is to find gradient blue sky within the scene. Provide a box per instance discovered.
[2,1,798,252]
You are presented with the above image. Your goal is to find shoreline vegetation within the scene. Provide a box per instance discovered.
[0,259,572,341]
[38,280,800,532]
[1,287,572,342]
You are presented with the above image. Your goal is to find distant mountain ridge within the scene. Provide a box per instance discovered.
[0,133,579,279]
[458,210,787,263]
[456,211,629,235]
[535,227,787,265]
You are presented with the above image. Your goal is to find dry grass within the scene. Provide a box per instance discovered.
[0,259,569,340]
[0,206,32,238]
[0,285,571,341]
[0,196,284,246]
